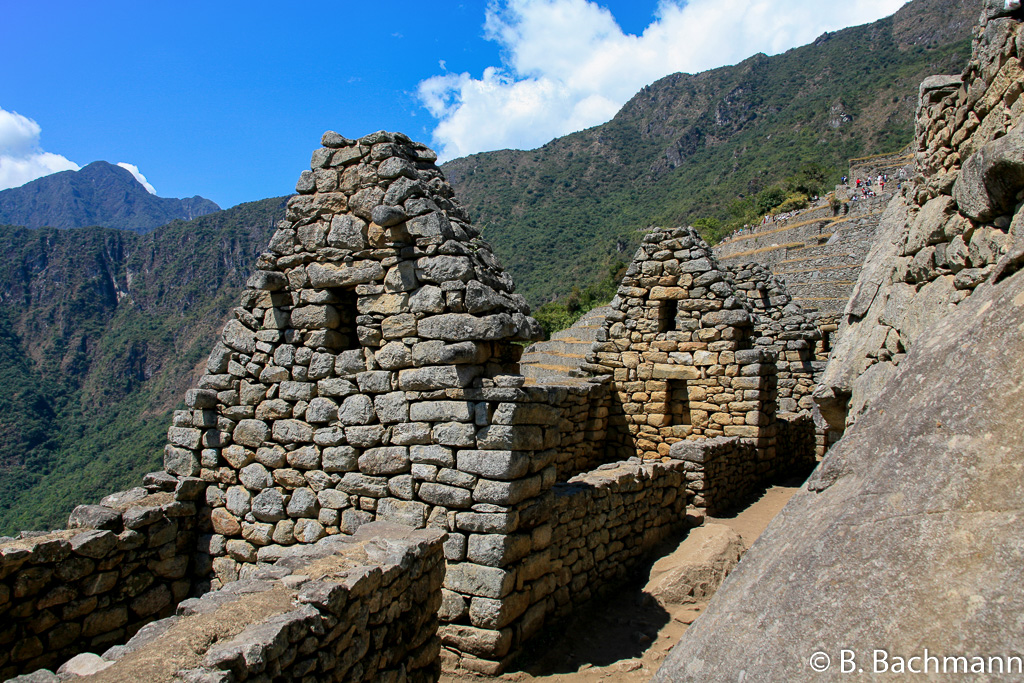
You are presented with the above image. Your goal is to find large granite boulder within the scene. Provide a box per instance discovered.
[654,267,1024,682]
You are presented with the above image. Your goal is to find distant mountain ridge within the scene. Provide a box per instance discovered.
[442,0,977,305]
[0,161,220,233]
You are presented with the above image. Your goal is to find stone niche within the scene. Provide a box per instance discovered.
[161,130,545,589]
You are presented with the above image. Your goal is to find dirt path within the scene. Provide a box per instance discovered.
[442,484,800,683]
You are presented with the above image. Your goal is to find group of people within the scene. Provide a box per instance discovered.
[721,165,911,241]
[842,169,908,201]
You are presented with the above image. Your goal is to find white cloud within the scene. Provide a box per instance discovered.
[0,107,80,190]
[117,162,157,195]
[418,0,910,161]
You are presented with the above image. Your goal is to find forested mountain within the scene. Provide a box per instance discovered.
[443,0,977,305]
[0,161,220,233]
[0,198,285,533]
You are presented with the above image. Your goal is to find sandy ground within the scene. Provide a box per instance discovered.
[441,483,801,683]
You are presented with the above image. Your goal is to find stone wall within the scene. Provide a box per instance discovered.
[542,377,615,481]
[815,1,1024,435]
[668,411,814,517]
[727,262,822,414]
[438,455,693,674]
[670,437,756,516]
[11,523,445,683]
[161,130,546,591]
[0,474,205,680]
[586,227,780,467]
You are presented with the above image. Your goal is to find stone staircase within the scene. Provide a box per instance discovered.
[520,305,611,384]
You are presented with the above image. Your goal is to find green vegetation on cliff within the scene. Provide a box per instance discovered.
[0,197,286,534]
[442,0,975,306]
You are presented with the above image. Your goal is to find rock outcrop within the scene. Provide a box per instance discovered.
[656,3,1024,679]
[815,1,1024,435]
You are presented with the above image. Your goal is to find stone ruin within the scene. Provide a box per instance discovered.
[165,129,543,589]
[0,129,821,681]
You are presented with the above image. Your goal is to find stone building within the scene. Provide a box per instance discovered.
[0,129,818,680]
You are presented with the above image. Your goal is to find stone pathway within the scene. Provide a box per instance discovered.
[440,483,801,682]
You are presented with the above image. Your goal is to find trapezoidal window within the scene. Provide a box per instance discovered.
[666,379,691,427]
[295,287,359,351]
[657,300,679,332]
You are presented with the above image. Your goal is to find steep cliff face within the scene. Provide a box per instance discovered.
[0,197,285,534]
[815,0,1024,433]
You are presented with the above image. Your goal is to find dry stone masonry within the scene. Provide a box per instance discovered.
[4,127,820,680]
[0,474,204,680]
[163,130,544,591]
[815,0,1024,435]
[8,523,444,683]
[582,227,816,493]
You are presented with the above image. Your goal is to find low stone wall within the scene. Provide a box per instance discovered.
[546,378,615,481]
[549,458,692,610]
[437,456,692,674]
[669,421,814,516]
[8,522,445,683]
[0,474,206,680]
[672,437,757,515]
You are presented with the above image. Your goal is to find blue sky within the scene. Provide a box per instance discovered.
[1,0,908,209]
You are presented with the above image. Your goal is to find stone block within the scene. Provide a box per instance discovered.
[377,499,428,528]
[467,533,532,568]
[444,562,517,599]
[398,365,481,390]
[306,261,383,287]
[358,446,410,475]
[473,476,542,506]
[68,505,122,532]
[652,363,700,380]
[457,450,531,480]
[419,482,473,508]
[417,313,515,341]
[433,422,478,446]
[410,400,473,422]
[455,511,520,534]
[272,419,314,444]
[411,445,456,467]
[232,419,269,448]
[476,425,544,450]
[469,592,531,630]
